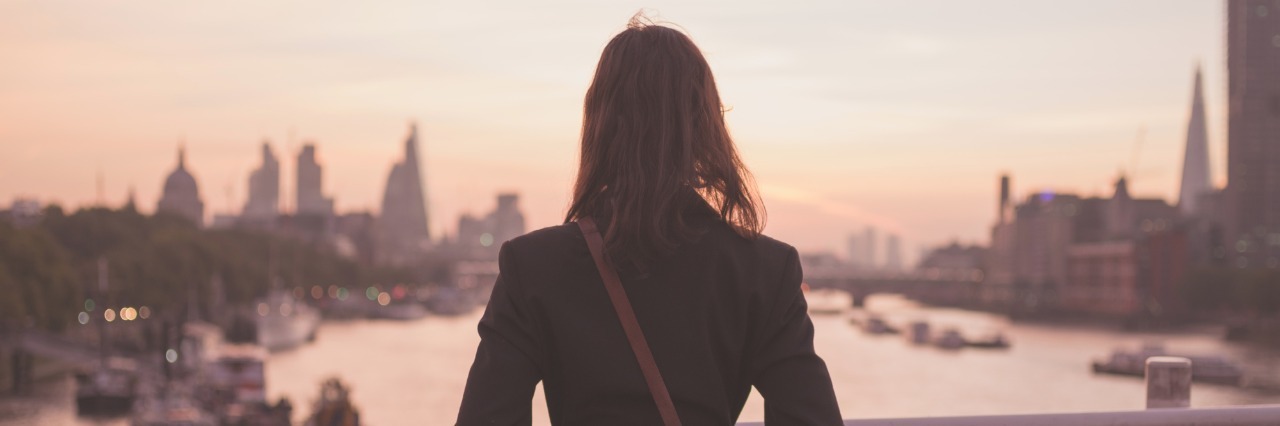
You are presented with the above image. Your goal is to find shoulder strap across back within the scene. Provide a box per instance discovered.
[576,217,682,426]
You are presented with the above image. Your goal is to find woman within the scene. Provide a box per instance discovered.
[457,18,841,425]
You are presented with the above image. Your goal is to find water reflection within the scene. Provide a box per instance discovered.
[4,294,1278,425]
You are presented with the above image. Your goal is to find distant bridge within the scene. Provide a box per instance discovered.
[803,267,982,307]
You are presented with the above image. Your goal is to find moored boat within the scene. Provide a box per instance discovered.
[907,321,931,345]
[425,287,474,316]
[1091,343,1244,386]
[933,328,966,350]
[805,288,851,315]
[861,316,900,335]
[75,357,139,417]
[256,291,321,352]
[209,345,292,425]
[966,330,1011,349]
[375,302,428,321]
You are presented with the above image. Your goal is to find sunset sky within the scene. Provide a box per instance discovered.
[0,0,1227,262]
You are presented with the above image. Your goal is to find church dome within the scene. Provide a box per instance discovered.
[157,147,205,226]
[163,148,201,197]
[164,167,199,197]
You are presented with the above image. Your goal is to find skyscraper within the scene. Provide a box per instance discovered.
[490,193,526,245]
[846,226,878,269]
[296,143,334,218]
[379,123,431,258]
[884,233,903,271]
[1177,65,1211,216]
[457,193,527,251]
[846,234,862,267]
[998,174,1011,224]
[241,142,279,222]
[862,226,878,268]
[157,147,205,226]
[1226,1,1280,265]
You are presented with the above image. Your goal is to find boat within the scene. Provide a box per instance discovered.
[75,357,139,417]
[907,321,931,345]
[933,328,966,350]
[131,392,217,426]
[255,290,321,352]
[208,345,293,425]
[805,288,851,315]
[375,302,428,321]
[178,322,224,376]
[860,316,900,335]
[321,296,377,321]
[305,378,361,426]
[425,287,475,316]
[1091,343,1244,386]
[209,345,269,405]
[966,330,1011,349]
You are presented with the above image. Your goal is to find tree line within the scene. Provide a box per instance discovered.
[0,205,412,332]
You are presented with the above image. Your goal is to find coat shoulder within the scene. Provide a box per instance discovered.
[500,223,583,261]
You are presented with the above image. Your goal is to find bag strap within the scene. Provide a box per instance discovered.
[577,217,682,426]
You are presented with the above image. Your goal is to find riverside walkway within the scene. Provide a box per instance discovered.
[3,328,160,393]
[7,330,104,370]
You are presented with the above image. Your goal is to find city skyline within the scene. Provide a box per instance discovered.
[0,0,1228,258]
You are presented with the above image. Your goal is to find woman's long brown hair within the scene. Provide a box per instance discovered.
[565,17,764,272]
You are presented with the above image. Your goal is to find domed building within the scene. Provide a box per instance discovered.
[157,147,205,227]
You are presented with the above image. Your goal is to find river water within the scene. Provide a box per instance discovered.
[4,294,1279,425]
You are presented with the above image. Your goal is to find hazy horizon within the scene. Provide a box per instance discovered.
[0,0,1227,262]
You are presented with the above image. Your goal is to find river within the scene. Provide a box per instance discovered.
[4,294,1279,425]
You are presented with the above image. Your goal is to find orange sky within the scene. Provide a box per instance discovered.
[0,1,1229,263]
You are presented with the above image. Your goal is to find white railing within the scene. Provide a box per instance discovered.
[739,357,1280,426]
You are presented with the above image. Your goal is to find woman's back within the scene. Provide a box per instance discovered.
[457,16,840,425]
[457,210,841,425]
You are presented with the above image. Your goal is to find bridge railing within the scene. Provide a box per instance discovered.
[739,357,1280,426]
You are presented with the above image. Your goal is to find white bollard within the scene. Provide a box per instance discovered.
[1146,356,1192,409]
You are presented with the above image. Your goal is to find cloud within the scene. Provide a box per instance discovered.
[760,183,905,234]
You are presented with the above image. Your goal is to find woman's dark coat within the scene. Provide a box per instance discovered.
[457,214,842,425]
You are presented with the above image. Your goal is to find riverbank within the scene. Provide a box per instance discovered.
[918,301,1280,347]
[0,347,75,394]
[1225,318,1280,347]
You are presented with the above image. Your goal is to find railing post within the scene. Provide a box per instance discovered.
[1146,356,1191,409]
